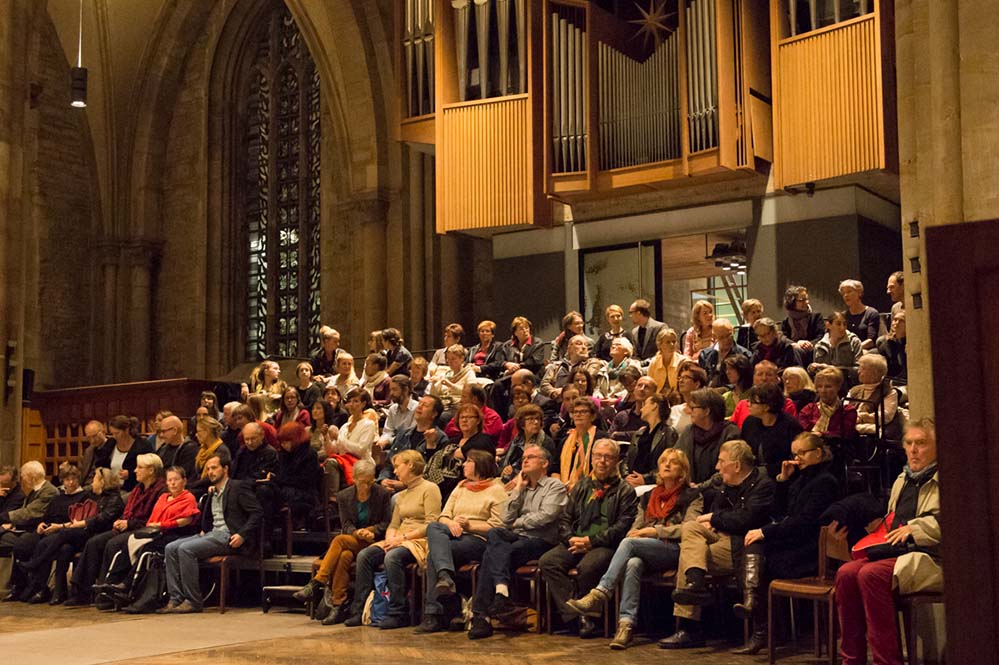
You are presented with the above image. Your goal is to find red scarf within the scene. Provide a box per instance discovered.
[460,478,496,493]
[645,484,682,522]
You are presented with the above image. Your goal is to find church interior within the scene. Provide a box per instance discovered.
[0,0,997,663]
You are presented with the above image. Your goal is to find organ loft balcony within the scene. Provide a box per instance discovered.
[396,1,895,234]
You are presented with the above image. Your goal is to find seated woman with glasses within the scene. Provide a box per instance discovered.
[780,286,824,365]
[731,432,840,655]
[740,383,803,480]
[797,367,858,441]
[674,389,741,485]
[553,398,609,492]
[498,404,557,488]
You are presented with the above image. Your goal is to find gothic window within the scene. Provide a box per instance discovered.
[239,3,321,360]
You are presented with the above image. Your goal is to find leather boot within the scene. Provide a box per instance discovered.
[733,552,764,619]
[293,578,324,603]
[732,619,767,655]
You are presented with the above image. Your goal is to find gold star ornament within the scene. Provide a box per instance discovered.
[630,0,677,48]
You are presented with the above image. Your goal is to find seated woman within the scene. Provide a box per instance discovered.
[496,384,531,454]
[674,389,741,484]
[600,337,642,399]
[311,325,343,383]
[549,310,587,364]
[344,450,442,629]
[683,300,716,358]
[722,355,754,418]
[750,318,798,371]
[242,360,288,418]
[409,357,430,397]
[18,467,124,605]
[499,316,547,378]
[96,415,154,492]
[417,450,508,633]
[740,383,803,479]
[498,404,557,487]
[838,279,883,350]
[567,449,703,650]
[554,397,609,491]
[330,352,360,397]
[187,416,229,496]
[293,460,392,625]
[95,465,200,598]
[736,298,763,350]
[567,366,605,405]
[877,310,907,382]
[187,391,221,438]
[798,367,858,441]
[467,320,507,380]
[428,344,474,413]
[367,329,385,357]
[429,323,464,375]
[732,432,840,654]
[625,394,678,487]
[782,366,817,414]
[273,422,322,525]
[780,285,824,365]
[835,418,940,665]
[425,404,496,501]
[847,353,902,439]
[325,387,378,492]
[293,362,324,411]
[309,399,341,461]
[647,327,686,396]
[595,304,636,362]
[381,327,414,377]
[271,387,313,431]
[809,311,863,376]
[360,353,392,409]
[668,363,709,434]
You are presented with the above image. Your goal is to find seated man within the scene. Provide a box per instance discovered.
[876,310,907,382]
[661,440,775,649]
[469,445,568,639]
[698,318,750,387]
[0,461,58,599]
[750,318,798,372]
[540,334,605,401]
[609,373,655,437]
[154,415,198,479]
[160,452,262,613]
[378,395,445,492]
[0,466,24,522]
[539,439,638,637]
[232,404,278,449]
[79,421,113,484]
[509,369,559,428]
[376,376,418,452]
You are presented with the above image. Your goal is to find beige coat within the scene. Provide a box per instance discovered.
[887,470,942,594]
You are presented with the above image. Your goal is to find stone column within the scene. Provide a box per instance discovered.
[331,194,388,354]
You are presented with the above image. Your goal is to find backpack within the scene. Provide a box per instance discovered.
[123,553,168,613]
[366,571,391,626]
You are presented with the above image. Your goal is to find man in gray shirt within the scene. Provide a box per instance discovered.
[468,445,567,639]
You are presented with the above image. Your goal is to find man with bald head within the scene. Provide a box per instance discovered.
[155,416,198,479]
[610,374,658,435]
[230,422,280,539]
[511,369,558,425]
[697,318,750,387]
[79,420,113,484]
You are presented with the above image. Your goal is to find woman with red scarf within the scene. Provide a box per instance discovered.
[566,449,702,649]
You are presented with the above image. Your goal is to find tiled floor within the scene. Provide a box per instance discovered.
[0,602,833,665]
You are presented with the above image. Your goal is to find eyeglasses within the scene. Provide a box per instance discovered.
[521,454,543,461]
[591,453,617,461]
[157,426,177,434]
[793,448,819,459]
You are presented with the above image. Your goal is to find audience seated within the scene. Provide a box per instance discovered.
[242,360,288,418]
[295,460,391,625]
[428,323,464,375]
[730,361,798,428]
[442,383,503,438]
[683,299,716,358]
[409,357,429,397]
[360,353,392,408]
[668,363,709,433]
[154,415,198,482]
[500,316,547,378]
[79,421,113,484]
[188,417,230,496]
[417,450,508,633]
[0,466,24,519]
[600,337,642,398]
[550,311,588,364]
[698,319,750,387]
[847,353,903,439]
[344,450,442,629]
[735,299,763,350]
[809,311,863,376]
[798,367,858,440]
[662,440,775,649]
[97,415,155,493]
[739,383,803,479]
[428,344,474,411]
[426,404,496,501]
[272,387,313,431]
[539,439,638,637]
[628,299,666,365]
[721,355,754,417]
[877,310,907,382]
[378,395,445,492]
[625,394,678,487]
[732,433,840,654]
[311,325,346,383]
[293,363,324,412]
[1,461,59,598]
[231,422,279,525]
[540,334,604,401]
[329,352,360,397]
[839,279,883,350]
[469,445,567,640]
[272,423,321,525]
[554,398,608,491]
[568,449,702,650]
[780,285,824,365]
[750,318,798,371]
[835,418,940,665]
[466,320,506,380]
[782,366,817,413]
[594,305,636,363]
[647,327,686,395]
[232,403,278,450]
[381,327,413,377]
[376,376,418,453]
[675,389,742,485]
[607,371,652,436]
[498,404,558,487]
[324,388,376,491]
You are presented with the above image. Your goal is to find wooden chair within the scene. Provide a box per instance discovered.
[544,567,614,637]
[513,560,544,633]
[896,590,944,665]
[768,523,851,664]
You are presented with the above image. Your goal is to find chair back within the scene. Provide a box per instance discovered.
[817,522,851,580]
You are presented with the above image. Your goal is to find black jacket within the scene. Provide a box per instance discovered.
[198,479,263,547]
[94,437,155,492]
[275,444,321,494]
[560,475,639,550]
[84,490,126,534]
[466,341,507,379]
[230,443,279,482]
[337,483,392,541]
[41,489,88,524]
[707,467,776,560]
[628,422,679,482]
[675,421,742,484]
[502,336,548,378]
[750,337,799,371]
[762,461,840,578]
[781,312,825,345]
[156,439,199,480]
[595,330,636,362]
[698,343,751,386]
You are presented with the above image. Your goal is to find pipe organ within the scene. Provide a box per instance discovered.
[403,0,435,116]
[450,0,527,101]
[550,5,586,173]
[685,0,719,153]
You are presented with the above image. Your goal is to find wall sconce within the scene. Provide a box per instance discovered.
[908,220,920,238]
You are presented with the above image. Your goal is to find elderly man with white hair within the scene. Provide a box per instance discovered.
[847,353,903,438]
[0,461,58,599]
[540,334,605,402]
[599,337,642,398]
[697,318,751,387]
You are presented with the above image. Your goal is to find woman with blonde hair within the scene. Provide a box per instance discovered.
[568,448,703,649]
[330,352,360,396]
[243,359,287,417]
[428,344,474,411]
[782,366,816,413]
[647,327,685,395]
[683,300,716,358]
[736,298,764,349]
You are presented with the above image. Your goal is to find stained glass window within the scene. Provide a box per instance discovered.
[241,4,321,360]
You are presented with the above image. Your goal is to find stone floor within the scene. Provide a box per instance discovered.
[0,602,834,665]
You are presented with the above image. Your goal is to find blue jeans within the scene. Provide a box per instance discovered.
[596,537,679,624]
[472,527,552,615]
[164,531,234,609]
[350,544,416,618]
[424,522,487,616]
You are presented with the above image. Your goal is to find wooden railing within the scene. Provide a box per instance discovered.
[24,379,221,478]
[772,9,890,187]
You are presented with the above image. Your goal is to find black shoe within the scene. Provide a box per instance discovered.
[468,616,494,640]
[27,588,50,604]
[732,628,767,655]
[94,596,115,611]
[435,572,456,596]
[343,614,363,627]
[489,593,515,618]
[578,617,600,639]
[658,628,706,649]
[379,614,411,630]
[16,585,36,602]
[1,588,21,602]
[414,613,447,634]
[671,585,713,606]
[49,589,67,606]
[63,595,90,607]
